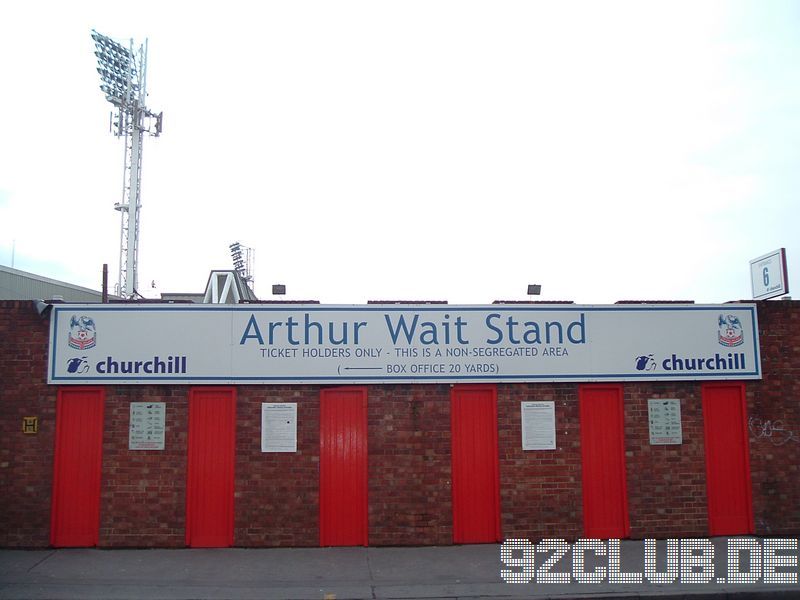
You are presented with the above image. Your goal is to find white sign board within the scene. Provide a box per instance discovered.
[129,402,166,450]
[750,248,789,300]
[648,398,682,445]
[48,304,761,385]
[261,403,297,453]
[521,401,556,450]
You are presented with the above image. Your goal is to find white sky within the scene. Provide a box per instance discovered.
[1,1,798,304]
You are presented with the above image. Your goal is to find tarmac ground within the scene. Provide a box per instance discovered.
[1,537,799,600]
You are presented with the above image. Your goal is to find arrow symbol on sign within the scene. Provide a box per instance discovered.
[338,365,383,374]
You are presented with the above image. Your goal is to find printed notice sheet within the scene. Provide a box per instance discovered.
[129,402,166,450]
[261,403,297,452]
[521,401,556,450]
[648,398,682,445]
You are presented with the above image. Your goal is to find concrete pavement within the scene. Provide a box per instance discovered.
[1,538,799,599]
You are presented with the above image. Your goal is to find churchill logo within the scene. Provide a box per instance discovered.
[718,314,743,347]
[66,357,89,374]
[635,354,656,371]
[68,315,97,350]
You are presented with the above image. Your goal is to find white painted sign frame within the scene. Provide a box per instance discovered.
[48,303,761,385]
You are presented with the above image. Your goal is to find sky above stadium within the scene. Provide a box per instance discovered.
[1,1,798,304]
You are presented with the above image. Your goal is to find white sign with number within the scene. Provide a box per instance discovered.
[750,248,789,300]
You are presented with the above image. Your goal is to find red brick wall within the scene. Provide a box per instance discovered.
[1,299,799,548]
[99,386,187,547]
[624,382,708,538]
[747,300,800,535]
[234,385,320,547]
[367,385,452,546]
[0,301,55,547]
[498,383,583,541]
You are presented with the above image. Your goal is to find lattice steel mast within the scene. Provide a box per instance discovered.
[91,30,162,298]
[230,242,255,289]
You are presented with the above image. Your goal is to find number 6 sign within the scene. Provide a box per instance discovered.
[750,248,789,300]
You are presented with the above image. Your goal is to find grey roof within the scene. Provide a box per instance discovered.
[0,265,118,302]
[1,265,259,304]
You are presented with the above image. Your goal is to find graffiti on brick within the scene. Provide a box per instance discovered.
[748,417,800,446]
[756,517,772,535]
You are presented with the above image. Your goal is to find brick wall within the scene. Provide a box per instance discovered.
[367,385,452,546]
[235,385,320,547]
[1,299,799,548]
[747,300,800,535]
[0,301,55,547]
[100,386,187,547]
[624,382,708,538]
[498,383,583,541]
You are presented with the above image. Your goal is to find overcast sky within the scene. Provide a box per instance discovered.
[1,1,798,304]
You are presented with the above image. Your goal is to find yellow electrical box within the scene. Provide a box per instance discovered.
[22,416,38,434]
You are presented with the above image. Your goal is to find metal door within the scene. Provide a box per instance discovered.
[450,384,501,543]
[320,387,368,546]
[186,387,236,548]
[51,387,105,547]
[579,384,630,538]
[702,382,754,535]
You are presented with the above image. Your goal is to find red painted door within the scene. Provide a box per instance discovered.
[579,384,630,538]
[186,387,236,548]
[51,387,105,547]
[320,387,368,546]
[702,382,754,535]
[450,384,501,544]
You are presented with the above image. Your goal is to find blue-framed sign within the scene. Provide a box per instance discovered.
[49,303,761,385]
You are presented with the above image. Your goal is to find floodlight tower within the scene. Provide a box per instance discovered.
[230,242,255,289]
[91,30,162,298]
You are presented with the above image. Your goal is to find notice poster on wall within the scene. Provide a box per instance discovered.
[648,398,682,445]
[521,401,556,450]
[129,402,166,450]
[261,403,297,453]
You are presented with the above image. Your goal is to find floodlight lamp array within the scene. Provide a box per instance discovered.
[91,30,139,106]
[230,243,246,275]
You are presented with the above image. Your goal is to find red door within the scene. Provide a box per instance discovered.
[450,384,501,544]
[579,384,630,538]
[702,382,754,535]
[320,387,368,546]
[51,387,105,547]
[186,387,236,548]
